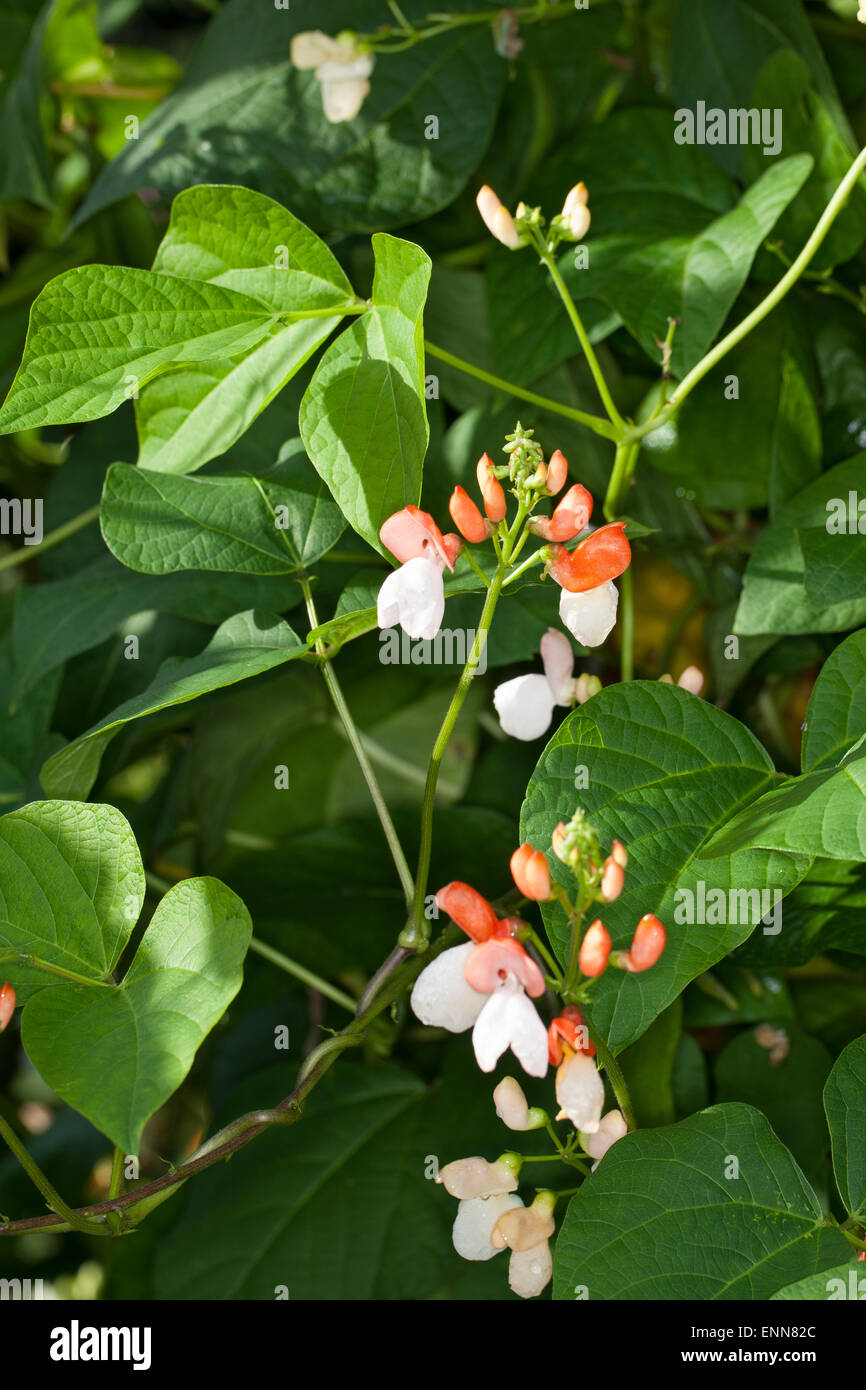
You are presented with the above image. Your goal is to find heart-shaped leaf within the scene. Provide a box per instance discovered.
[22,876,251,1154]
[802,630,866,774]
[552,1104,848,1300]
[0,800,144,1005]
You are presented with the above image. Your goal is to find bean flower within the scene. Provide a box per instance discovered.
[410,882,549,1077]
[439,1152,555,1299]
[493,628,589,741]
[376,505,462,640]
[0,982,14,1033]
[290,31,375,123]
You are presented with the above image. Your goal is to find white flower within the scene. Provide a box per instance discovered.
[452,1192,523,1261]
[508,1241,553,1299]
[582,1108,628,1162]
[859,2,866,24]
[410,937,548,1079]
[377,555,445,640]
[555,1050,605,1133]
[409,942,486,1033]
[559,579,618,647]
[472,974,548,1078]
[291,30,374,124]
[493,628,576,741]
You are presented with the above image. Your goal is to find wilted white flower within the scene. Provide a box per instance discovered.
[493,628,578,741]
[581,1108,628,1162]
[437,1155,519,1199]
[555,1049,605,1134]
[452,1192,523,1261]
[291,30,374,124]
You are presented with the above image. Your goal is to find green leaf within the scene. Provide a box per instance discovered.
[520,682,810,1051]
[824,1033,866,1218]
[133,185,356,475]
[0,800,144,1005]
[10,555,300,701]
[735,454,866,636]
[799,530,866,611]
[705,739,866,863]
[0,266,281,434]
[618,1001,682,1128]
[715,1024,833,1187]
[300,234,431,553]
[74,0,506,237]
[803,630,866,774]
[552,1104,848,1300]
[0,0,56,206]
[101,442,345,577]
[39,611,305,800]
[771,1262,862,1300]
[21,876,251,1153]
[671,0,852,179]
[645,306,822,511]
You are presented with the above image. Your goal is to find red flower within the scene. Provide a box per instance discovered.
[548,521,631,593]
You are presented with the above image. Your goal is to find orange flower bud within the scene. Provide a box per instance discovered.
[449,485,489,543]
[611,839,628,869]
[579,920,611,977]
[441,532,464,568]
[476,453,507,522]
[0,982,15,1033]
[510,843,552,901]
[531,482,593,543]
[600,856,624,903]
[476,185,521,249]
[547,521,631,593]
[622,913,666,972]
[545,449,569,496]
[435,882,499,943]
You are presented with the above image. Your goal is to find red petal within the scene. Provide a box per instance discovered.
[549,521,631,593]
[379,505,454,571]
[578,920,612,977]
[435,882,499,943]
[463,938,545,997]
[449,486,489,543]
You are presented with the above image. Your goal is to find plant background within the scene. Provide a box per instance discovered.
[0,0,865,1300]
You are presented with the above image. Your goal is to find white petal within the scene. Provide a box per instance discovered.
[493,673,555,741]
[508,1241,553,1298]
[320,74,371,123]
[555,1051,605,1133]
[583,1108,628,1161]
[452,1193,523,1261]
[540,628,575,704]
[559,580,618,648]
[291,31,344,69]
[437,1156,518,1199]
[472,978,548,1078]
[410,943,486,1033]
[377,556,444,640]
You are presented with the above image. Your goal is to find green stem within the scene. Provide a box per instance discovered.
[109,1146,125,1201]
[619,566,634,683]
[534,240,627,433]
[401,562,508,948]
[301,578,415,910]
[0,950,113,989]
[0,1114,109,1236]
[424,340,617,440]
[0,503,100,573]
[589,1029,637,1132]
[622,142,866,447]
[501,546,546,587]
[249,936,356,1013]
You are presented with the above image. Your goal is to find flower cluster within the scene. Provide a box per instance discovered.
[412,809,668,1296]
[376,426,631,739]
[476,181,592,251]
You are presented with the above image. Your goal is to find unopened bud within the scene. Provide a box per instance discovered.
[677,664,705,696]
[449,485,489,543]
[574,673,602,704]
[621,913,666,972]
[611,839,628,869]
[510,843,552,901]
[476,452,507,522]
[578,919,612,977]
[600,856,624,903]
[493,1077,545,1132]
[0,982,15,1033]
[545,448,569,496]
[492,1192,556,1251]
[581,1108,627,1162]
[560,183,591,240]
[476,185,522,249]
[437,1155,519,1199]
